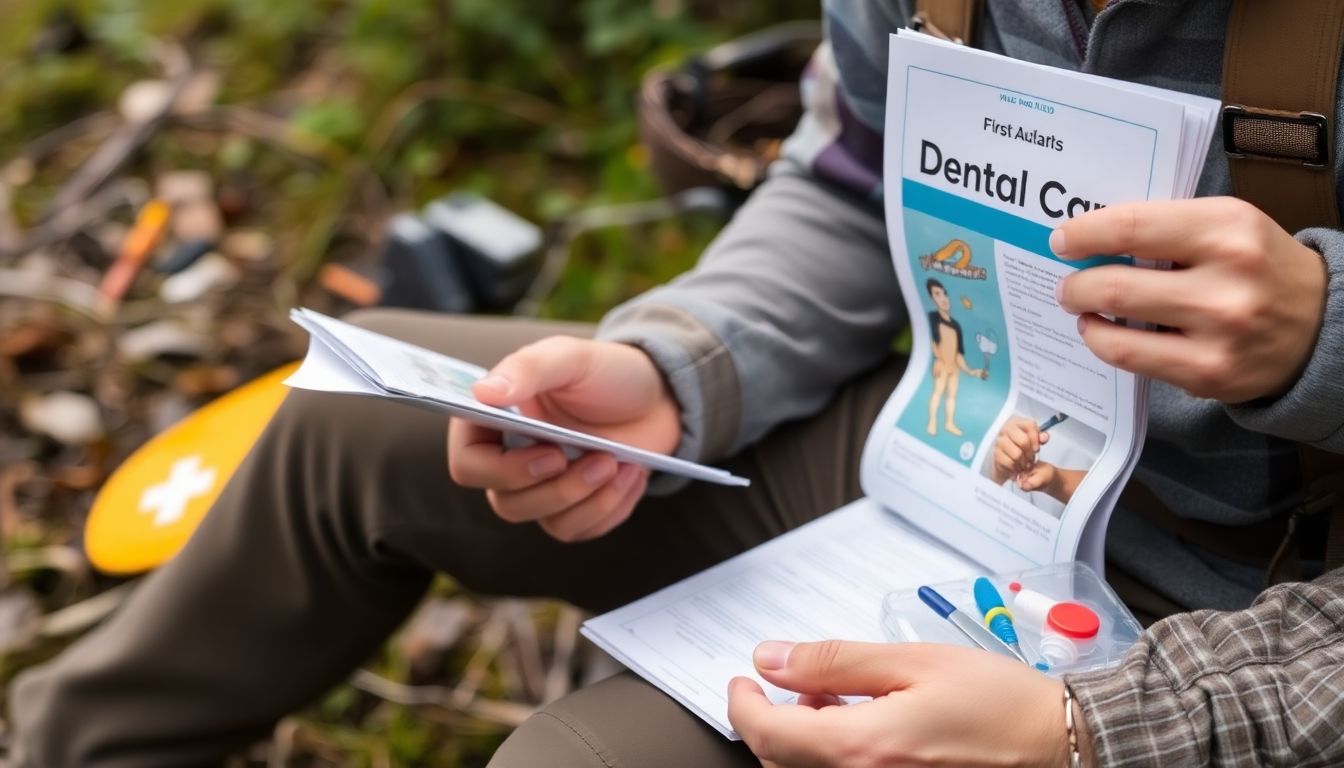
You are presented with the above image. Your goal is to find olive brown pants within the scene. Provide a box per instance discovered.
[10,309,905,767]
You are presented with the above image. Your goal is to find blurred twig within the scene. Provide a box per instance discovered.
[351,669,536,728]
[0,178,150,264]
[543,607,582,704]
[37,582,133,640]
[364,78,564,156]
[42,42,192,221]
[5,111,119,170]
[172,106,346,168]
[0,267,110,320]
[451,609,509,708]
[6,547,85,579]
[501,602,545,701]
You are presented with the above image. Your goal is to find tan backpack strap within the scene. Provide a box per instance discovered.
[912,0,983,46]
[1222,0,1344,234]
[1222,0,1344,574]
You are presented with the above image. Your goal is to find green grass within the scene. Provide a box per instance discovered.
[0,1,818,764]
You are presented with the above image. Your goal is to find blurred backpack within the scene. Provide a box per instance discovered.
[638,21,820,205]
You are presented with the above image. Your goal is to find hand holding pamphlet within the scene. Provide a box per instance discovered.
[284,308,749,487]
[581,31,1220,739]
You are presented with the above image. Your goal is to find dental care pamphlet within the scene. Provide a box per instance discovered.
[582,31,1219,739]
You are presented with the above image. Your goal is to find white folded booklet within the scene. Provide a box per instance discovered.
[284,308,749,487]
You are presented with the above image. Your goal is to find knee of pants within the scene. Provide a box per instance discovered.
[487,673,755,768]
[488,710,612,768]
[9,665,91,767]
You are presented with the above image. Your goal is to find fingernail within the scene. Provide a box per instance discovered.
[529,453,566,478]
[1049,228,1067,255]
[477,375,511,396]
[613,464,639,492]
[1076,315,1088,336]
[1054,278,1070,311]
[583,459,615,486]
[754,641,795,670]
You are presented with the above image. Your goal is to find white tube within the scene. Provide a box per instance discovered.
[1011,587,1058,628]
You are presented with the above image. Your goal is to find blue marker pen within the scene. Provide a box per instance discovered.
[972,577,1027,661]
[918,585,1028,664]
[1038,413,1069,432]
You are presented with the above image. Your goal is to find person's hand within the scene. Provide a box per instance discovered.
[447,336,680,542]
[991,417,1046,484]
[1016,460,1058,493]
[727,640,1082,768]
[1053,197,1329,402]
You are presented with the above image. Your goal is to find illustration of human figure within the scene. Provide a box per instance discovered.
[925,278,986,436]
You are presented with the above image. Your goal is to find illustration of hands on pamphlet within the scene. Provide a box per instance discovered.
[283,307,749,487]
[581,31,1220,739]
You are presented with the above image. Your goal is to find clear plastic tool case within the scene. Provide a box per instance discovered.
[881,561,1142,676]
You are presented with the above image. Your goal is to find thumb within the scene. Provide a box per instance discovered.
[473,337,591,407]
[752,640,911,697]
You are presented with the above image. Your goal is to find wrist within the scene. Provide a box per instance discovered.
[624,343,684,454]
[991,464,1012,485]
[1268,238,1330,397]
[1042,466,1066,500]
[1060,682,1096,768]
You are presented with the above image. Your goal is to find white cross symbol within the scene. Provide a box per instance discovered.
[139,455,216,527]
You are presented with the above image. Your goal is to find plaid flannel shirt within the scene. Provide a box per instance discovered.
[1069,567,1344,765]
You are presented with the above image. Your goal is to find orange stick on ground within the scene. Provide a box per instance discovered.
[318,263,382,307]
[98,198,172,312]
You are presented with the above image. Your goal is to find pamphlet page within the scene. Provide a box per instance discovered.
[580,498,977,739]
[860,33,1210,571]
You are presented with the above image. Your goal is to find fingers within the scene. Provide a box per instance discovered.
[488,452,618,524]
[448,418,569,491]
[796,693,846,709]
[1075,314,1220,395]
[1050,199,1213,265]
[472,336,591,408]
[996,419,1040,473]
[752,640,908,697]
[1018,462,1054,492]
[727,677,831,767]
[1057,263,1204,327]
[449,416,648,541]
[538,464,648,542]
[995,440,1023,470]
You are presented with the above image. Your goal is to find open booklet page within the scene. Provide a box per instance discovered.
[582,498,978,740]
[283,308,749,487]
[859,32,1219,571]
[583,32,1218,740]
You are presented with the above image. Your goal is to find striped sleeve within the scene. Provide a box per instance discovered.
[1066,567,1344,767]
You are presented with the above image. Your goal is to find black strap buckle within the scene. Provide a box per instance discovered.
[1223,105,1330,168]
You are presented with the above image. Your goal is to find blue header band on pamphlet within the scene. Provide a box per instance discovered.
[901,179,1130,268]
